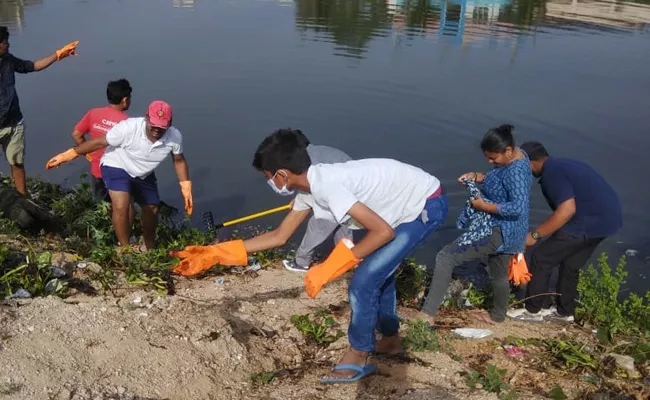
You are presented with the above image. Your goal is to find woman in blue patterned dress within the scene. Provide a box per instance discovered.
[418,124,532,324]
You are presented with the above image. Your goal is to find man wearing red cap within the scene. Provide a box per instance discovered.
[46,100,193,251]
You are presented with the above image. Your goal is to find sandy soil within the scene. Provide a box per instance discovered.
[0,256,644,400]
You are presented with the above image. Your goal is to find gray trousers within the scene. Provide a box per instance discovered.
[421,227,511,322]
[294,217,352,268]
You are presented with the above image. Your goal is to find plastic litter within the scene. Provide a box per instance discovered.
[452,328,492,339]
[215,278,225,285]
[49,266,67,278]
[504,345,525,358]
[246,257,262,272]
[76,262,88,269]
[6,289,32,299]
[45,279,64,293]
[625,249,638,257]
[247,263,262,272]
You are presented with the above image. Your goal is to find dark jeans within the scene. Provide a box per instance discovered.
[525,230,604,316]
[422,227,511,322]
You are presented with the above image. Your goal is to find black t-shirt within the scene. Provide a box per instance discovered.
[0,53,35,128]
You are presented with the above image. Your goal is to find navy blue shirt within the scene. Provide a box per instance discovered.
[0,53,35,128]
[539,157,622,238]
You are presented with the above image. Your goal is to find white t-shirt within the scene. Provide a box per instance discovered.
[293,159,440,229]
[100,117,183,178]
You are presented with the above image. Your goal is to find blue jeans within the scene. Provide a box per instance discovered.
[348,194,448,352]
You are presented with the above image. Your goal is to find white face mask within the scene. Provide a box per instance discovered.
[268,171,295,196]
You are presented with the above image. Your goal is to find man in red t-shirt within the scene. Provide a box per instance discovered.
[72,79,131,201]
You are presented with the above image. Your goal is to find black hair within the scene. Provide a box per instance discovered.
[252,128,312,174]
[480,124,515,154]
[0,26,9,43]
[106,79,132,105]
[520,141,549,161]
[294,129,310,148]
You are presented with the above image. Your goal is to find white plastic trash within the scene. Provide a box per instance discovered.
[452,328,493,339]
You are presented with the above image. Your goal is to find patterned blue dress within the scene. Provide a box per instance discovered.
[455,154,532,254]
[482,155,532,254]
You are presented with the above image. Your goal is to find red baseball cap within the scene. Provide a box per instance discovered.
[147,100,172,128]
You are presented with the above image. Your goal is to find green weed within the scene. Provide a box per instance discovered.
[290,310,343,346]
[402,319,460,359]
[466,364,516,399]
[250,371,276,386]
[0,244,68,298]
[548,384,568,400]
[577,253,650,338]
[395,257,428,307]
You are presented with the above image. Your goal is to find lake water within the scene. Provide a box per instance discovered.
[2,0,649,291]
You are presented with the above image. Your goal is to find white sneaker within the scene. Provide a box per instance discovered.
[506,308,527,319]
[544,311,575,324]
[512,310,545,322]
[507,306,556,319]
[282,260,309,273]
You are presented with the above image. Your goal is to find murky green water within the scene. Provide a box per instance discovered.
[2,0,649,289]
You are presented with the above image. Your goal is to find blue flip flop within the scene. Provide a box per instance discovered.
[319,363,377,384]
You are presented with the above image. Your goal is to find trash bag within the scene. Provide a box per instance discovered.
[0,187,62,233]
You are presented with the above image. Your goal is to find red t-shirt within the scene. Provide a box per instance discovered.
[74,106,128,179]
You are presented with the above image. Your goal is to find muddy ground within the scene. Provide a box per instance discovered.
[0,254,646,400]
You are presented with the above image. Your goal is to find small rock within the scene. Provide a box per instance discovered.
[119,327,125,332]
[6,289,32,299]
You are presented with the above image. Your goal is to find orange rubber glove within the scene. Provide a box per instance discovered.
[508,253,532,286]
[304,239,361,299]
[170,239,248,277]
[56,41,79,61]
[179,181,193,216]
[45,148,80,169]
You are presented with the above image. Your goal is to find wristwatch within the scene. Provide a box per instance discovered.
[531,231,542,241]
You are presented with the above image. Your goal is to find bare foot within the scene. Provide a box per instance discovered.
[375,335,403,355]
[469,310,496,325]
[324,348,369,380]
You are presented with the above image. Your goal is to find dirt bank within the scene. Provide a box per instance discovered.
[5,258,641,400]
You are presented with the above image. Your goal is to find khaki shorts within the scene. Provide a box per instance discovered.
[0,124,25,166]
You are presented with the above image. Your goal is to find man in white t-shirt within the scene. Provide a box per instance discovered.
[170,129,448,384]
[46,100,193,251]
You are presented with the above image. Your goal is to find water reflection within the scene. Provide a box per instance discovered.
[0,0,42,29]
[295,0,393,58]
[295,0,650,58]
[173,0,196,9]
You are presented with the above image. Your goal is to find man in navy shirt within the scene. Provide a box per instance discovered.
[508,141,622,323]
[0,26,78,195]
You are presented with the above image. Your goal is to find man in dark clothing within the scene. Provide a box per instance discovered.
[0,26,78,195]
[508,141,622,323]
